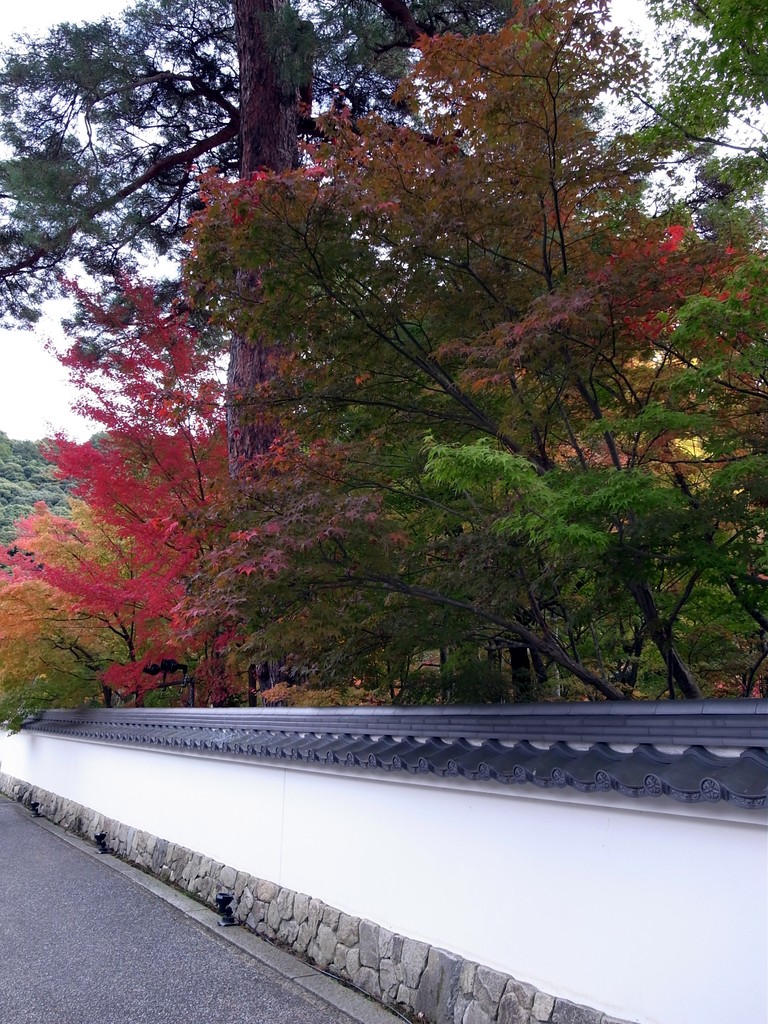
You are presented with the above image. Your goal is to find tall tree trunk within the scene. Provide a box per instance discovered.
[629,582,703,699]
[234,0,299,177]
[228,0,299,472]
[229,1,301,691]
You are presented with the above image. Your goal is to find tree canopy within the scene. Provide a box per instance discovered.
[0,0,514,319]
[0,0,766,715]
[641,0,768,239]
[188,1,768,702]
[0,280,238,721]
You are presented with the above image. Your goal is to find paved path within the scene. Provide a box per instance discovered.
[0,797,399,1024]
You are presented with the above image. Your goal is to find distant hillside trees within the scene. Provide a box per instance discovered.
[0,432,71,544]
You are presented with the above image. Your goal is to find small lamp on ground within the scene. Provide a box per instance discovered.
[215,892,236,927]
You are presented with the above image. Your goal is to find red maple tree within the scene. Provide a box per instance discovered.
[5,279,239,706]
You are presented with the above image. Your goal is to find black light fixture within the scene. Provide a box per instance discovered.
[215,892,236,927]
[143,658,195,706]
[94,831,109,854]
[30,801,41,817]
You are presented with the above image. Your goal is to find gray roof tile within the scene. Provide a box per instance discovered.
[21,701,768,809]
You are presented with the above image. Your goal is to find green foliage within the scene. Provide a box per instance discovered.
[188,2,768,701]
[3,0,767,706]
[0,432,70,545]
[438,646,511,703]
[649,0,768,119]
[0,675,101,733]
[642,0,768,238]
[0,0,513,319]
[0,0,239,318]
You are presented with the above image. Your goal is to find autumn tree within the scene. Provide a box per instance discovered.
[3,500,175,709]
[0,0,512,465]
[0,0,514,306]
[0,279,238,716]
[0,545,108,729]
[188,0,768,701]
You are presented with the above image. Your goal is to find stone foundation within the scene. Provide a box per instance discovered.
[0,773,631,1024]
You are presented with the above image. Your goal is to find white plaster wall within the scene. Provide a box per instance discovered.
[1,729,766,1024]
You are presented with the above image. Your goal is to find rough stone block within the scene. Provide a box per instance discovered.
[499,995,533,1024]
[240,886,254,915]
[198,876,216,904]
[219,865,237,889]
[355,966,382,1000]
[151,839,168,874]
[380,959,400,1001]
[401,937,430,989]
[296,922,312,954]
[276,888,295,921]
[313,923,335,965]
[322,906,341,929]
[378,927,397,959]
[337,913,359,947]
[139,834,153,866]
[266,899,282,932]
[413,947,463,1024]
[453,993,472,1024]
[334,944,349,972]
[246,906,264,932]
[475,966,507,1012]
[452,964,475,1024]
[532,993,555,1021]
[277,918,299,947]
[396,983,416,1008]
[234,871,250,900]
[506,980,536,1010]
[463,1004,494,1024]
[458,961,477,995]
[552,1000,602,1024]
[346,947,361,978]
[257,879,279,903]
[359,920,381,969]
[307,898,324,934]
[294,893,310,925]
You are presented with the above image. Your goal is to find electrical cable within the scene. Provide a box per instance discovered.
[256,931,416,1024]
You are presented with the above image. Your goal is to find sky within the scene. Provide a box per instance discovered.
[0,0,650,443]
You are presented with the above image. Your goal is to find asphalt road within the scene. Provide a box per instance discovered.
[0,797,396,1024]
